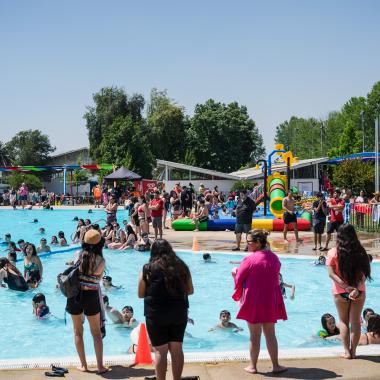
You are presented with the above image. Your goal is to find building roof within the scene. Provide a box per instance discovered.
[326,152,379,164]
[50,147,89,158]
[230,157,329,179]
[156,159,241,180]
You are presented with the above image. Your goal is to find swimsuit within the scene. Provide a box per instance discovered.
[24,261,40,281]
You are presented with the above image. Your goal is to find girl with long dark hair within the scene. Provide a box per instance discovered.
[65,230,107,374]
[327,224,371,359]
[138,239,194,380]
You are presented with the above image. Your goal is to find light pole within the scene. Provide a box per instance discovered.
[376,116,380,193]
[360,110,365,152]
[320,121,324,156]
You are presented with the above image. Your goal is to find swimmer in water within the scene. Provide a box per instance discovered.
[103,295,124,323]
[279,273,295,300]
[320,313,340,339]
[33,219,38,223]
[32,293,50,319]
[39,227,45,234]
[73,216,79,221]
[102,275,122,290]
[313,255,326,266]
[203,253,216,263]
[50,235,59,245]
[88,209,93,214]
[37,238,51,253]
[209,310,243,332]
[7,251,17,266]
[121,306,137,327]
[58,231,68,246]
[362,308,375,333]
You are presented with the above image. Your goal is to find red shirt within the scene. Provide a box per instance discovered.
[149,198,164,217]
[329,198,345,222]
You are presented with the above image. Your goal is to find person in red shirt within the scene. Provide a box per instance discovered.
[149,190,164,240]
[323,189,345,250]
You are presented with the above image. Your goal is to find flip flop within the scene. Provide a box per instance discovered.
[45,372,65,377]
[52,366,68,374]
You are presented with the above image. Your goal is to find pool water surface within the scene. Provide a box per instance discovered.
[0,209,379,359]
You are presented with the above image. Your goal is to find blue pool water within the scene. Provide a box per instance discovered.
[0,209,379,359]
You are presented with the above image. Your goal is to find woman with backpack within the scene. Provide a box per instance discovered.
[65,229,108,374]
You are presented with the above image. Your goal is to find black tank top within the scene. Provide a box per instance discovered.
[143,264,188,321]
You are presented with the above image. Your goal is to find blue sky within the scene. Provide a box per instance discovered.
[1,0,379,155]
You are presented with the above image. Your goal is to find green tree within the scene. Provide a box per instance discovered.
[84,87,153,177]
[6,130,55,165]
[230,179,253,192]
[0,141,14,166]
[99,117,154,178]
[331,160,374,194]
[275,117,323,158]
[146,89,186,162]
[7,172,43,190]
[186,99,265,172]
[84,87,145,161]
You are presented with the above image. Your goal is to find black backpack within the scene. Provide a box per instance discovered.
[57,262,81,299]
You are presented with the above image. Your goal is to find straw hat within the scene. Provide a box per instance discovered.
[83,229,101,245]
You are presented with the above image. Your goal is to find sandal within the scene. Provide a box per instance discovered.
[45,372,65,377]
[52,366,68,374]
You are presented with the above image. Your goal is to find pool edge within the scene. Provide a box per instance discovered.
[1,346,380,370]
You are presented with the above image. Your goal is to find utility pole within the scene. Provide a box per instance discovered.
[360,110,365,152]
[375,116,379,193]
[320,121,324,156]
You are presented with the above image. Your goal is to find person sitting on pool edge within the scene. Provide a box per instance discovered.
[209,310,243,332]
[319,313,340,339]
[32,293,50,319]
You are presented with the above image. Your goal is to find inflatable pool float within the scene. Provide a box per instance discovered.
[171,214,311,232]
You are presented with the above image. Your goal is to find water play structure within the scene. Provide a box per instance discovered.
[171,145,312,232]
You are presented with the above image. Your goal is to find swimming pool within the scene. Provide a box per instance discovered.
[0,209,379,360]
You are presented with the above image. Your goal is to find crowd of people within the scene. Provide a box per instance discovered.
[0,181,379,379]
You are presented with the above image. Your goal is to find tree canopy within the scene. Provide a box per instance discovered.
[185,99,265,172]
[275,81,380,158]
[84,87,265,176]
[6,130,55,165]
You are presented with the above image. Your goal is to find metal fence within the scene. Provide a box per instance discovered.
[349,203,380,233]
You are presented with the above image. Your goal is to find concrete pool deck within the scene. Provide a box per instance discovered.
[2,355,380,379]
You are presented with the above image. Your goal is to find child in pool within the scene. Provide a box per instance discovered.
[121,306,137,328]
[209,310,243,332]
[102,275,123,290]
[313,255,326,266]
[319,313,340,339]
[7,251,17,266]
[279,273,295,300]
[361,308,375,333]
[32,293,50,319]
[359,314,380,345]
[203,253,216,263]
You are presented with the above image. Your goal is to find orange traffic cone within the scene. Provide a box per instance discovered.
[134,323,153,365]
[192,236,200,252]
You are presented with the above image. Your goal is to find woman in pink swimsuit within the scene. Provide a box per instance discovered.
[232,230,287,375]
[327,224,371,359]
